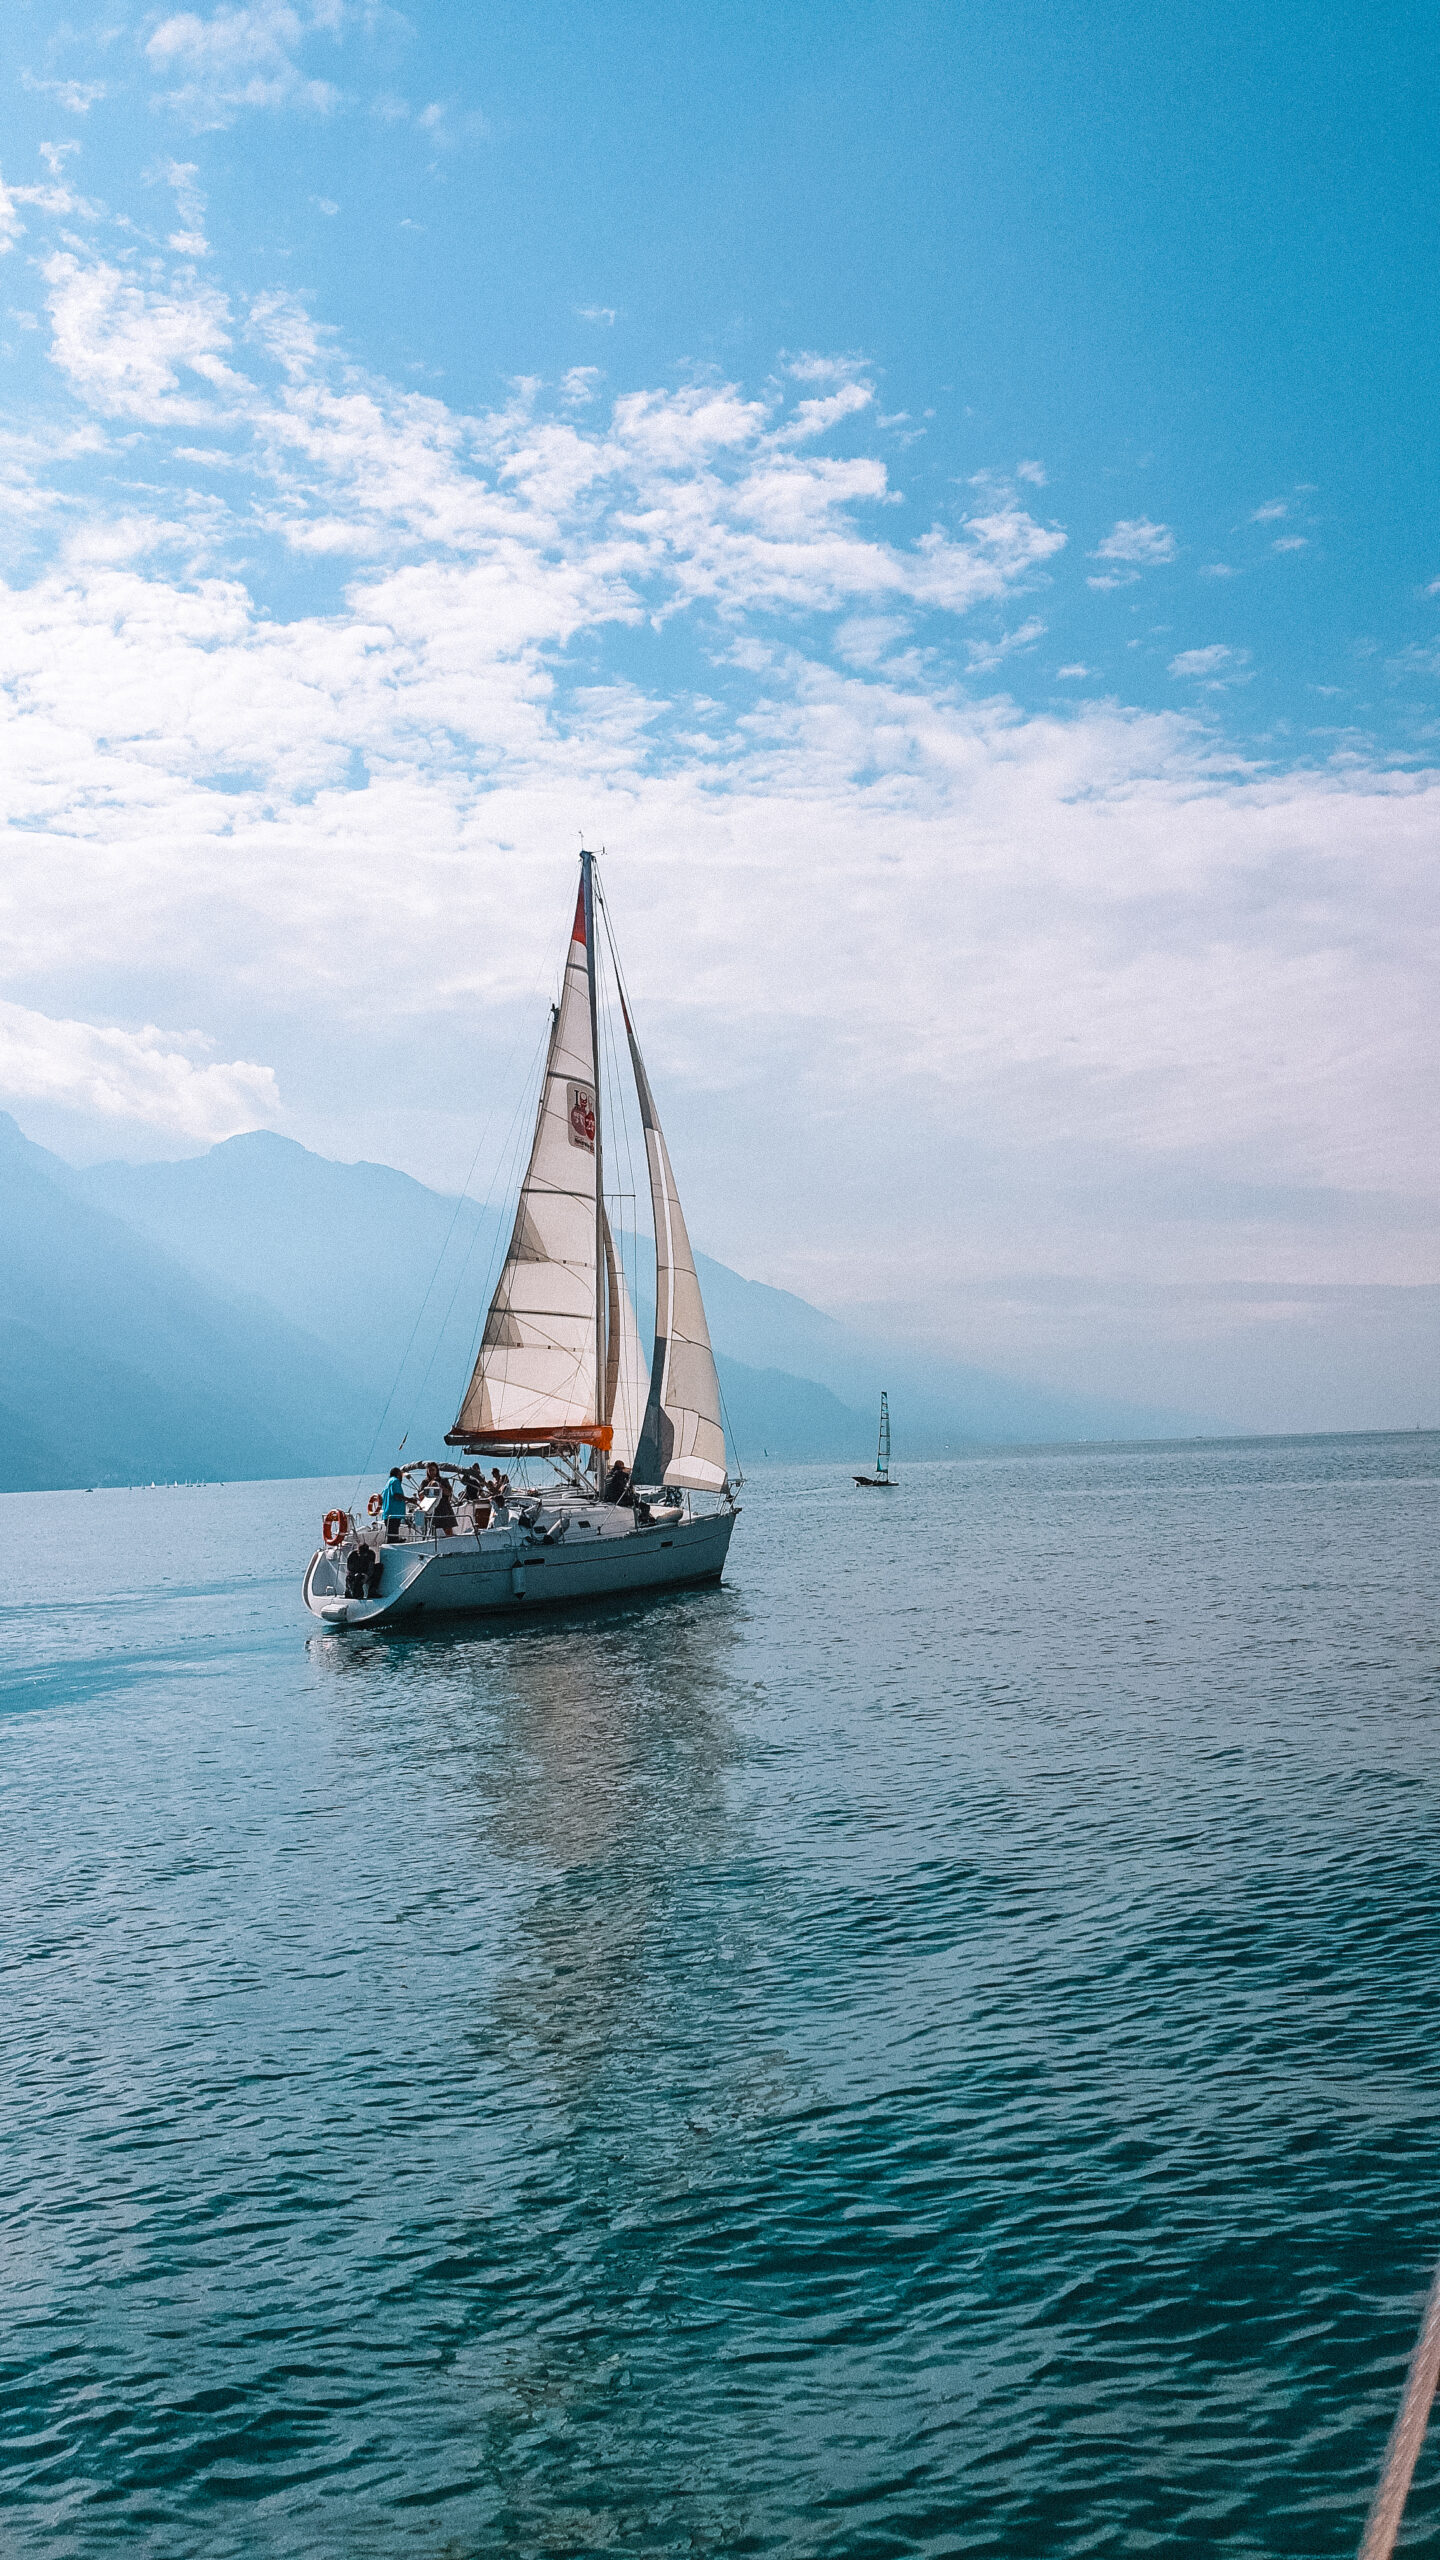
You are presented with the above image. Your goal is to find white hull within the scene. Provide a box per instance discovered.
[303,1504,736,1630]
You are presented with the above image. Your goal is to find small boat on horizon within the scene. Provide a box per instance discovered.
[303,850,739,1628]
[853,1392,895,1487]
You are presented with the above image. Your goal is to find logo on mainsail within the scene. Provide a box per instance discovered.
[567,1082,596,1151]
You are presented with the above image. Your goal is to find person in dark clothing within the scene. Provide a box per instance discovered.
[418,1463,457,1536]
[345,1541,383,1599]
[602,1460,632,1505]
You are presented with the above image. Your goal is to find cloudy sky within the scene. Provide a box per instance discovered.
[1,0,1437,1426]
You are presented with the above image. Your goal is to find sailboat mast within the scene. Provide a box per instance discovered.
[580,847,604,1462]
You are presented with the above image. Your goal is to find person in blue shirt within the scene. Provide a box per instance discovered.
[379,1468,409,1542]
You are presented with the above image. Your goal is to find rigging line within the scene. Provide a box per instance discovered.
[594,875,649,1317]
[715,1364,745,1485]
[347,936,559,1501]
[433,897,581,1428]
[453,1019,560,1384]
[591,920,623,1304]
[348,1101,515,1506]
[596,915,642,1315]
[396,1011,553,1450]
[1358,2257,1440,2560]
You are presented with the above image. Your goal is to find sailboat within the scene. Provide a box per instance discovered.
[853,1391,894,1487]
[303,851,739,1627]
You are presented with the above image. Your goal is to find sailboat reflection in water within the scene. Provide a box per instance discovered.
[304,851,739,1628]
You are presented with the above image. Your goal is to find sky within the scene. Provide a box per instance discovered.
[1,0,1438,1425]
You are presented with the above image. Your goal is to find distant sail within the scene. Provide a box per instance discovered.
[621,1005,728,1492]
[603,1212,649,1470]
[452,890,603,1445]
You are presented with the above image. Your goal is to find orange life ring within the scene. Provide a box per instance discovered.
[367,1493,383,1518]
[322,1508,349,1547]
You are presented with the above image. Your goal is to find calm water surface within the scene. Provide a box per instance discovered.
[4,1438,1440,2556]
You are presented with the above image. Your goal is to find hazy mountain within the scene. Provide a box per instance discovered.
[78,1132,502,1389]
[0,1116,374,1492]
[65,1129,1204,1471]
[68,1131,877,1467]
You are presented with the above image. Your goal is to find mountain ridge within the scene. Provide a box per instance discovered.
[68,1126,1208,1446]
[1,1116,1210,1492]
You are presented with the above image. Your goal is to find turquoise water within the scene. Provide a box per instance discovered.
[4,1436,1440,2556]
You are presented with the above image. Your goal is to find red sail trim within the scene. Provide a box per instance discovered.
[571,886,587,945]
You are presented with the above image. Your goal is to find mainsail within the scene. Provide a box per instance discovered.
[451,887,606,1447]
[620,1001,729,1493]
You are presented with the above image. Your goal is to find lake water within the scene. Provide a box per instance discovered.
[4,1436,1440,2557]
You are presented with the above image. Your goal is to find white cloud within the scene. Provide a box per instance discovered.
[1200,562,1237,579]
[1016,459,1047,486]
[575,304,617,326]
[3,240,1437,1317]
[146,2,344,128]
[20,72,108,113]
[834,613,910,666]
[0,172,20,257]
[1252,499,1288,522]
[783,352,865,385]
[1091,516,1177,567]
[1389,642,1440,679]
[158,158,210,256]
[773,379,873,446]
[965,616,1046,673]
[1168,643,1251,682]
[0,1001,281,1140]
[8,177,103,221]
[1055,663,1093,678]
[44,254,243,420]
[1272,535,1308,554]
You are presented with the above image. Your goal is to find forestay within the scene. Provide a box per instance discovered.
[603,1213,649,1470]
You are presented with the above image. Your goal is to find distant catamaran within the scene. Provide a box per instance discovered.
[304,851,738,1626]
[853,1392,894,1487]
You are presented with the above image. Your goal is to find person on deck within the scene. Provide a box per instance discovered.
[345,1541,383,1599]
[420,1463,457,1536]
[379,1469,409,1542]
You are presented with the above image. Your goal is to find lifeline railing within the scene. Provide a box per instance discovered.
[1358,2258,1440,2558]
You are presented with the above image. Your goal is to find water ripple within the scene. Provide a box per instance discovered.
[2,1438,1439,2554]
